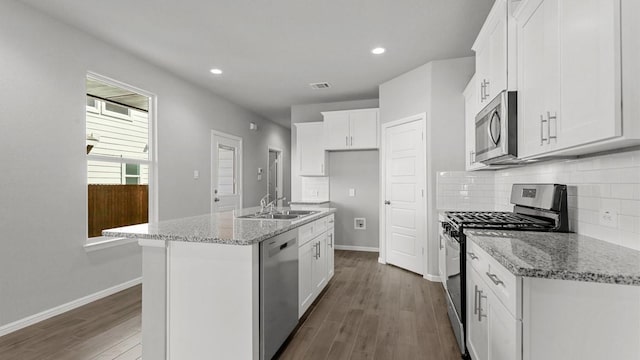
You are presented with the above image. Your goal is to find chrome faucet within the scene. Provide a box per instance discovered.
[265,196,286,213]
[259,194,271,213]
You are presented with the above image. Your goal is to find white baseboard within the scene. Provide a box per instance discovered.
[424,274,442,282]
[334,245,379,252]
[0,277,142,337]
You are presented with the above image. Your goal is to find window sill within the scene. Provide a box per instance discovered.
[84,236,137,252]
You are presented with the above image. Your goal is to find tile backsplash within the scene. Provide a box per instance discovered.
[438,149,640,250]
[300,176,329,201]
[437,172,496,211]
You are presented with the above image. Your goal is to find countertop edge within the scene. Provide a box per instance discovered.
[465,231,640,286]
[102,209,337,245]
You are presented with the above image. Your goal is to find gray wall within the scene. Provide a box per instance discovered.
[379,57,474,277]
[329,151,379,249]
[0,0,290,328]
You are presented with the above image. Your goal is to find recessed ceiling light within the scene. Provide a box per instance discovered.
[210,68,223,75]
[371,47,386,55]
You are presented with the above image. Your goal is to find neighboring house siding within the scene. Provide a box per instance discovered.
[87,101,149,184]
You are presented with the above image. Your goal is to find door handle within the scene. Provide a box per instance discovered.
[547,111,557,142]
[317,241,321,258]
[384,200,391,205]
[478,290,487,321]
[468,252,478,260]
[473,285,479,315]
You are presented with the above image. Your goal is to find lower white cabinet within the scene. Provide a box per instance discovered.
[466,239,640,360]
[298,214,335,318]
[466,264,521,360]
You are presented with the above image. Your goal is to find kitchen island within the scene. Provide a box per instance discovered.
[103,207,336,360]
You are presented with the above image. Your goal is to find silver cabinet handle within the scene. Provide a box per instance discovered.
[486,271,504,286]
[480,81,486,101]
[547,111,557,142]
[473,285,479,315]
[478,290,487,321]
[484,79,490,100]
[313,242,317,259]
[350,136,353,146]
[468,252,478,260]
[540,114,548,145]
[345,136,348,147]
[321,163,324,173]
[329,233,333,247]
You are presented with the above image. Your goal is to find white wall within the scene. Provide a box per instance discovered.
[379,57,474,277]
[0,0,290,328]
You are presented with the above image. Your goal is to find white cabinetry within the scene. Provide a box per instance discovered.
[466,238,640,360]
[515,0,640,159]
[463,75,488,171]
[295,122,328,176]
[298,214,335,318]
[473,0,513,107]
[466,241,521,360]
[322,108,379,150]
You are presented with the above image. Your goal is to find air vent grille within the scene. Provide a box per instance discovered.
[309,82,331,90]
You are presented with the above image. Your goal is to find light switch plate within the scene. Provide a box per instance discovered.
[193,170,199,179]
[349,188,355,197]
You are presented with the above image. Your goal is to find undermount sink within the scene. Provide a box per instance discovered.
[237,210,319,221]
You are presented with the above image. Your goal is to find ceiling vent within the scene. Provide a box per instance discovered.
[309,82,331,90]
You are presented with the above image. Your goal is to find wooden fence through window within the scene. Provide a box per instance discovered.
[88,184,148,238]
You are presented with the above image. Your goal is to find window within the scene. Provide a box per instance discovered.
[86,75,153,239]
[217,144,236,195]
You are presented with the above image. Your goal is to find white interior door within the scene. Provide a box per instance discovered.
[383,116,425,274]
[212,132,242,212]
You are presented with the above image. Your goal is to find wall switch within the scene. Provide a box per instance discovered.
[257,174,262,181]
[258,167,263,174]
[354,218,366,230]
[599,209,618,228]
[193,170,199,179]
[349,188,356,197]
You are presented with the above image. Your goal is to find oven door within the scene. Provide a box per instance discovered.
[444,233,461,317]
[475,91,508,163]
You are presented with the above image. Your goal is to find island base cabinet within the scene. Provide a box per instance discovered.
[522,277,640,360]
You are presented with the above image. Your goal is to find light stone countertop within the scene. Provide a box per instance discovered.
[102,207,336,245]
[465,229,640,286]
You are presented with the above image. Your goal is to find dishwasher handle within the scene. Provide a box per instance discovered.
[268,238,297,258]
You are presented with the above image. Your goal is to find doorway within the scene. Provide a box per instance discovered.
[380,113,426,275]
[211,131,243,212]
[267,147,284,207]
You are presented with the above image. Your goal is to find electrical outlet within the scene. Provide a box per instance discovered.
[599,208,618,228]
[354,218,366,230]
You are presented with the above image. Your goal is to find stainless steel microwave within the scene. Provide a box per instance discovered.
[475,90,518,164]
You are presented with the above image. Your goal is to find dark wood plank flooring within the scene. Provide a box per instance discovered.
[0,250,461,360]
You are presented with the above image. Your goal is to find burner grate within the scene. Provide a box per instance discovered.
[444,211,553,230]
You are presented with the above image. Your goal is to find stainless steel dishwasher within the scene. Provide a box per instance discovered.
[260,230,299,360]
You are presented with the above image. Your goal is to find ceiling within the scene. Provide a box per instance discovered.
[21,0,493,127]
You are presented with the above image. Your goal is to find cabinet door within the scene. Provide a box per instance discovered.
[516,0,560,158]
[556,0,621,149]
[298,240,314,318]
[349,109,378,149]
[438,235,446,287]
[487,0,508,101]
[323,112,350,150]
[464,75,487,171]
[312,236,328,295]
[476,43,491,107]
[467,265,489,360]
[327,227,335,280]
[487,289,521,360]
[297,123,327,176]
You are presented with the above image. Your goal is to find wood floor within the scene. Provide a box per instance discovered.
[0,250,461,360]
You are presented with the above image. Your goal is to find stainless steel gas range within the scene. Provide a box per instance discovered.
[440,184,569,358]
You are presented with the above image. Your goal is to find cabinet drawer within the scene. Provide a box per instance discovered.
[298,215,333,246]
[467,240,521,319]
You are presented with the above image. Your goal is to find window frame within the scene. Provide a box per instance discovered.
[85,72,158,248]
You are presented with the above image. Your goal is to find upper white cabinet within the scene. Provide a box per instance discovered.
[463,75,488,171]
[322,108,379,150]
[295,122,328,176]
[515,0,640,159]
[473,0,515,107]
